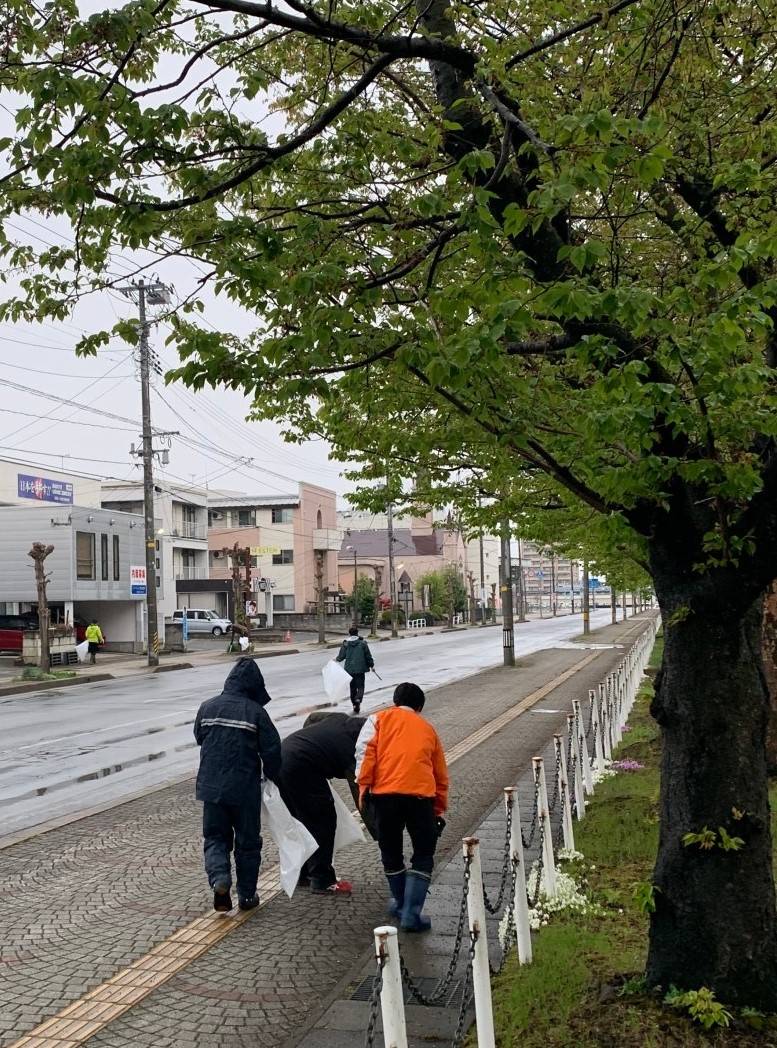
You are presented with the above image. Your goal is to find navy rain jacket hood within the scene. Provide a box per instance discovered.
[194,658,282,805]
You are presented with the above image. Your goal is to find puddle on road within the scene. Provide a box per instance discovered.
[0,741,198,805]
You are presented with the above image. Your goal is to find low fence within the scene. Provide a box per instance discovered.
[364,616,660,1048]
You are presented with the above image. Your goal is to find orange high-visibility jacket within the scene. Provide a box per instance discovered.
[356,705,449,815]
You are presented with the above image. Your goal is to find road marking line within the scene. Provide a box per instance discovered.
[6,642,619,1048]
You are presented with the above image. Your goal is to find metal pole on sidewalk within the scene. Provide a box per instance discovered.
[463,838,496,1048]
[504,788,532,965]
[387,497,399,638]
[373,926,408,1048]
[500,518,515,666]
[533,757,557,897]
[582,559,590,635]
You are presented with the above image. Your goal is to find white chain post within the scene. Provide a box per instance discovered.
[590,689,606,775]
[463,838,496,1048]
[573,698,593,797]
[504,787,532,965]
[555,733,575,851]
[568,712,587,817]
[610,674,623,746]
[374,926,408,1048]
[599,683,613,760]
[533,757,557,897]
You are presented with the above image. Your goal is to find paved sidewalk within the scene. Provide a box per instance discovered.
[0,614,654,1048]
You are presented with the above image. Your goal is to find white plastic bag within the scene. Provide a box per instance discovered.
[76,640,90,664]
[260,781,318,898]
[322,659,352,701]
[239,636,250,651]
[330,783,366,854]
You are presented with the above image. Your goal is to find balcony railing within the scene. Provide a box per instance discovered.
[175,566,208,580]
[171,522,207,540]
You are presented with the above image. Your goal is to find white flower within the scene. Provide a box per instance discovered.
[526,862,604,930]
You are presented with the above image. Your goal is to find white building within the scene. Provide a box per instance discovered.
[0,504,146,649]
[101,480,209,628]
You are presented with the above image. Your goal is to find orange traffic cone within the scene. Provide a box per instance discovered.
[283,629,292,643]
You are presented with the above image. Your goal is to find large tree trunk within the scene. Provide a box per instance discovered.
[647,590,777,1008]
[763,581,777,775]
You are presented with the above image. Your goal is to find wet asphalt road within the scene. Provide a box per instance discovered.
[0,611,613,838]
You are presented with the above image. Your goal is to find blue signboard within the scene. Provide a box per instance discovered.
[17,473,73,505]
[589,577,602,590]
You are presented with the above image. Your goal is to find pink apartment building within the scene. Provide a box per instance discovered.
[205,482,339,616]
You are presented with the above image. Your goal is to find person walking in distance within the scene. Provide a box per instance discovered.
[356,682,449,932]
[335,625,374,714]
[279,712,366,896]
[85,619,103,664]
[194,658,282,913]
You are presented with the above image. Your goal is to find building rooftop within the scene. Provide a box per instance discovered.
[207,493,300,509]
[339,528,443,559]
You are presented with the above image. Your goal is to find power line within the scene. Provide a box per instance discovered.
[0,409,137,432]
[0,359,134,379]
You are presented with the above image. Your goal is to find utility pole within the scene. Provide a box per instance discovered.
[582,560,591,635]
[551,554,558,616]
[468,570,477,625]
[118,278,171,668]
[387,498,398,638]
[352,547,359,625]
[370,565,383,638]
[500,519,515,666]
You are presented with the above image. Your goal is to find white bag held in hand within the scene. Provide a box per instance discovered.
[322,659,352,701]
[76,640,90,664]
[260,781,318,898]
[330,783,366,854]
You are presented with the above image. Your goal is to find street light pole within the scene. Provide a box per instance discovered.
[387,500,398,638]
[582,559,591,636]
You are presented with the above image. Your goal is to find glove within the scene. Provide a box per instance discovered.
[435,816,446,838]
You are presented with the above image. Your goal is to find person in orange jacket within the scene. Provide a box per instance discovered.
[355,681,449,932]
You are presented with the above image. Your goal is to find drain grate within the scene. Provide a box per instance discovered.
[350,974,463,1008]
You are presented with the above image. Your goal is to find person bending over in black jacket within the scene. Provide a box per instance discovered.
[194,659,281,913]
[279,711,366,896]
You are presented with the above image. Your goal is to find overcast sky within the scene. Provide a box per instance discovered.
[0,2,356,506]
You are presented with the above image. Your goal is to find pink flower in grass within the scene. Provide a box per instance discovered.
[612,759,645,772]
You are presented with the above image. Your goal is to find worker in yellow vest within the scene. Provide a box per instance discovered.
[85,620,104,664]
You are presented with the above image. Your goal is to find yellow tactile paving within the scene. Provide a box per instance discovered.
[8,643,613,1048]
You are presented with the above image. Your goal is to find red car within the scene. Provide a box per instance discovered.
[0,615,90,653]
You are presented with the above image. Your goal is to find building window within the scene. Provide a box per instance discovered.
[237,509,255,527]
[316,509,323,528]
[271,508,293,524]
[76,532,95,580]
[113,535,120,581]
[250,555,259,568]
[101,534,109,581]
[156,575,161,588]
[272,549,294,565]
[273,594,295,611]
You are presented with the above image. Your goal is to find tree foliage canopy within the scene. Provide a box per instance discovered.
[2,0,777,611]
[4,0,777,1007]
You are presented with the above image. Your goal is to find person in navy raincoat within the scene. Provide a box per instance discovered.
[194,658,281,912]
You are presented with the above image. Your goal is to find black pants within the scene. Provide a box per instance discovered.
[279,767,337,889]
[202,801,262,899]
[349,672,365,705]
[371,794,437,876]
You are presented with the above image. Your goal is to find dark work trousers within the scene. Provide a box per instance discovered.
[202,801,262,899]
[349,672,366,706]
[371,794,437,876]
[279,768,337,890]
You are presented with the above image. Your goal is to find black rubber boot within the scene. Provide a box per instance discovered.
[386,869,406,918]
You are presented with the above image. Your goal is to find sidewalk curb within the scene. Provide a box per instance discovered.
[0,672,114,698]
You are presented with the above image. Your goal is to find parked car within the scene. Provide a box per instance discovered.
[173,609,232,637]
[0,614,94,652]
